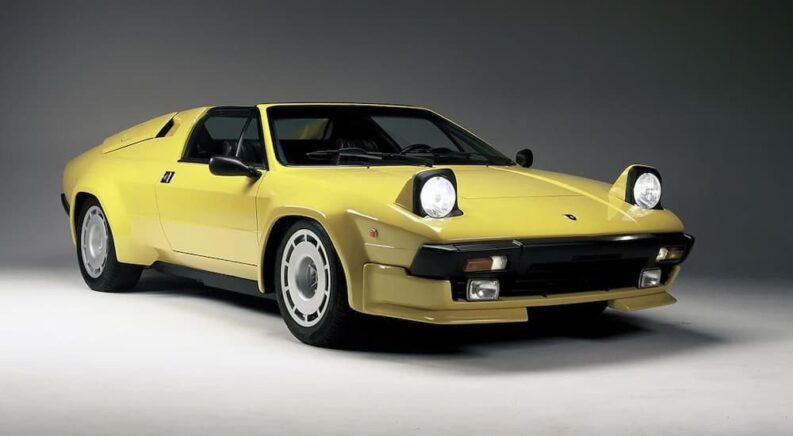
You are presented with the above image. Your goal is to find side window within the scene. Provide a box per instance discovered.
[183,111,266,165]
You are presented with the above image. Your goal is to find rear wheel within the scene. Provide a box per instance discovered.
[274,220,359,348]
[76,198,142,292]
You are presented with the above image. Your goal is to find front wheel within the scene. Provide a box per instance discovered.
[76,198,142,292]
[274,220,359,348]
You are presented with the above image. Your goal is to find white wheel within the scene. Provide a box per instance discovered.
[279,228,331,327]
[80,205,109,278]
[75,198,142,292]
[274,220,359,348]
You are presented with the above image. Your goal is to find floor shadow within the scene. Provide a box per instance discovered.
[342,310,728,374]
[130,270,280,316]
[127,270,728,373]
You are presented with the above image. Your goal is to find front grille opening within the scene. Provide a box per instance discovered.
[452,259,673,300]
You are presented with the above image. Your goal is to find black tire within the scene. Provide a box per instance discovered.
[273,219,360,348]
[76,198,142,292]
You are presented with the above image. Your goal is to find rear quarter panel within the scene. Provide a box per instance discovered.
[63,107,208,265]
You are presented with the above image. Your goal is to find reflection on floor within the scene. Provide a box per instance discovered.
[1,267,791,435]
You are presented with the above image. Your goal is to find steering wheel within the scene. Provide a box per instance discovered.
[399,143,434,154]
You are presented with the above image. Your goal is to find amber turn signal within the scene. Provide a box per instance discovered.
[657,246,685,262]
[464,255,508,272]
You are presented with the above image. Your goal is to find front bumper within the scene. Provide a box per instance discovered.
[360,233,694,324]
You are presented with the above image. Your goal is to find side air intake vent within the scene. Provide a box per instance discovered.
[156,118,175,137]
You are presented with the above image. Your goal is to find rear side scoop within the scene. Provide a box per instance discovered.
[100,112,176,153]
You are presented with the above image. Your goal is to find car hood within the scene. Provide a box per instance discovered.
[277,164,683,242]
[371,165,608,199]
[457,166,598,199]
[367,165,683,240]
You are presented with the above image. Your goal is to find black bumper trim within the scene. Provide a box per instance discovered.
[409,233,695,280]
[152,262,262,297]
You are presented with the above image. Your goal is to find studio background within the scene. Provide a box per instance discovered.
[3,2,793,435]
[1,0,791,277]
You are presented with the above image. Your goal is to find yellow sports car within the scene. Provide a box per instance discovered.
[62,103,694,347]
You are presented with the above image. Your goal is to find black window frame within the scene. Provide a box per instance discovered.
[180,106,268,169]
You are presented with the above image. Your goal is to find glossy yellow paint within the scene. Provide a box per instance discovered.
[100,112,178,153]
[63,103,688,324]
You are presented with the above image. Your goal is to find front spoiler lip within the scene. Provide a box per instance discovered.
[408,232,695,279]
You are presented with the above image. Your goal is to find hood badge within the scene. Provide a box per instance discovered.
[564,214,577,221]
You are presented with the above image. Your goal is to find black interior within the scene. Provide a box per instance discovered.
[268,105,514,167]
[274,113,404,165]
[279,138,380,164]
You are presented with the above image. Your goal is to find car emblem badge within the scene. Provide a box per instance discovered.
[564,214,577,221]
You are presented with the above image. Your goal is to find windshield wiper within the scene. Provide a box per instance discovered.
[402,149,513,166]
[306,148,433,166]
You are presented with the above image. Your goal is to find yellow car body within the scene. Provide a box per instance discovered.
[63,103,693,328]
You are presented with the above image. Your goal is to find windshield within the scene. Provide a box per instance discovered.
[267,106,514,166]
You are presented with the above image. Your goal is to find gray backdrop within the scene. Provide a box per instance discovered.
[1,0,791,276]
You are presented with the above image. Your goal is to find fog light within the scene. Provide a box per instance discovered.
[466,279,500,301]
[464,255,508,272]
[656,246,685,262]
[638,268,662,288]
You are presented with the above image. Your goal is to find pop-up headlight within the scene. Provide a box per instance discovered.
[625,166,663,210]
[413,169,462,218]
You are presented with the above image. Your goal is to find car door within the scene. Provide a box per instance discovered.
[155,107,267,265]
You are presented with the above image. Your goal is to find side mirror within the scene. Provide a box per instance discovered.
[515,148,533,168]
[209,156,261,179]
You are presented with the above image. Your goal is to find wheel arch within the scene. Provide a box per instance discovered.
[72,192,98,236]
[259,212,360,311]
[67,183,157,266]
[260,215,304,296]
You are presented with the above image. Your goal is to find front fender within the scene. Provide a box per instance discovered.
[257,198,441,313]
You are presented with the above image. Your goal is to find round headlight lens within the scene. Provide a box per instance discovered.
[633,172,662,209]
[420,176,456,218]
